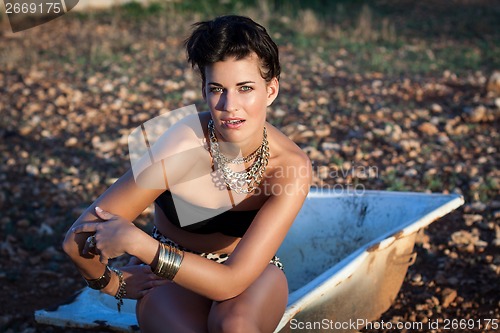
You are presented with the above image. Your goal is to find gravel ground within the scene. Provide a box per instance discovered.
[0,3,499,332]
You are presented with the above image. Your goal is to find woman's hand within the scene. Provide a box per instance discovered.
[72,207,138,264]
[120,257,169,299]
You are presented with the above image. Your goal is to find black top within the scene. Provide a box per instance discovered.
[154,190,259,238]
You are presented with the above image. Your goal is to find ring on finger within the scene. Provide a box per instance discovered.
[86,235,96,248]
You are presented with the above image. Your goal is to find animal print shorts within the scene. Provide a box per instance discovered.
[152,226,284,271]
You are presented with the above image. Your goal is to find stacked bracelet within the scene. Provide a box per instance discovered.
[85,266,112,290]
[109,267,127,313]
[84,266,127,313]
[153,242,184,280]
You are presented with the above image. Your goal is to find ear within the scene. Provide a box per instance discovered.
[266,77,279,107]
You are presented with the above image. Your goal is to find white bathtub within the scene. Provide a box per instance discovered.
[35,189,464,332]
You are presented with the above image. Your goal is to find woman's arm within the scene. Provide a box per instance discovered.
[85,150,312,301]
[63,115,206,295]
[173,152,312,300]
[62,169,164,295]
[69,142,311,301]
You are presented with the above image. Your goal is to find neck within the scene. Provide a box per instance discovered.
[212,124,265,159]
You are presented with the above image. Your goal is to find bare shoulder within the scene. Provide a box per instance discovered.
[132,112,211,188]
[152,112,208,154]
[266,123,312,186]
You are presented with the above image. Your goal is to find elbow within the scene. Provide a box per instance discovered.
[212,291,240,302]
[211,283,246,302]
[208,265,260,301]
[62,228,78,258]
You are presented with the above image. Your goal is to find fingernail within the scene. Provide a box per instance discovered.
[95,206,103,213]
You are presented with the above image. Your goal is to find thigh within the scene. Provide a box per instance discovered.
[208,264,288,333]
[136,283,212,333]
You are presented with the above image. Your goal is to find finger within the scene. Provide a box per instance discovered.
[99,254,109,265]
[128,256,143,265]
[152,279,170,287]
[150,273,166,280]
[95,206,114,221]
[72,223,98,234]
[141,265,155,273]
[142,280,168,292]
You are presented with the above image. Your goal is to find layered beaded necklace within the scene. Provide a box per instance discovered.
[208,119,269,194]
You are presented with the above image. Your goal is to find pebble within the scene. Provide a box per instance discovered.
[65,137,78,147]
[38,223,54,236]
[463,214,483,226]
[474,239,488,250]
[182,89,198,102]
[315,125,331,137]
[25,164,39,176]
[418,122,439,135]
[431,103,443,113]
[465,202,487,213]
[317,96,329,105]
[440,288,457,308]
[486,71,500,94]
[17,219,30,228]
[465,105,489,123]
[451,230,476,245]
[303,146,324,161]
[404,168,418,177]
[411,273,422,283]
[102,82,114,92]
[18,126,32,136]
[273,108,287,118]
[321,142,340,151]
[94,140,117,153]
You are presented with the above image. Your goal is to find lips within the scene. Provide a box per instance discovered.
[221,118,246,128]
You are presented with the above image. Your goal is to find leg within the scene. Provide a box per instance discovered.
[136,283,212,333]
[208,264,288,333]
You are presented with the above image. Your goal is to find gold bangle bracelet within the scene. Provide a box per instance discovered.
[153,242,184,280]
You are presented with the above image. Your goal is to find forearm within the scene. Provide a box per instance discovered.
[64,209,253,302]
[125,228,161,268]
[124,234,245,301]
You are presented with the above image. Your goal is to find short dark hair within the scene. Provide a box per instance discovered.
[184,15,280,84]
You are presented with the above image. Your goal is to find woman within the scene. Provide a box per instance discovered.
[63,15,312,333]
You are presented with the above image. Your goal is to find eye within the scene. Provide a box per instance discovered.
[209,87,223,94]
[239,86,253,92]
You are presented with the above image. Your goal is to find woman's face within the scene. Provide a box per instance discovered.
[203,53,279,146]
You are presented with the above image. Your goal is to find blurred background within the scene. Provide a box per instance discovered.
[0,0,499,332]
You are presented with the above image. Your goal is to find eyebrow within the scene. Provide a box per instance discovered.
[208,81,255,86]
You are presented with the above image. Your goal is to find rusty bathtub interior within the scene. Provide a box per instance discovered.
[35,189,464,332]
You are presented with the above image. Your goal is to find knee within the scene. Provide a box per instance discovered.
[136,289,170,331]
[208,309,256,333]
[135,292,153,329]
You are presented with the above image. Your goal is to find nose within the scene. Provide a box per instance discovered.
[216,90,239,112]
